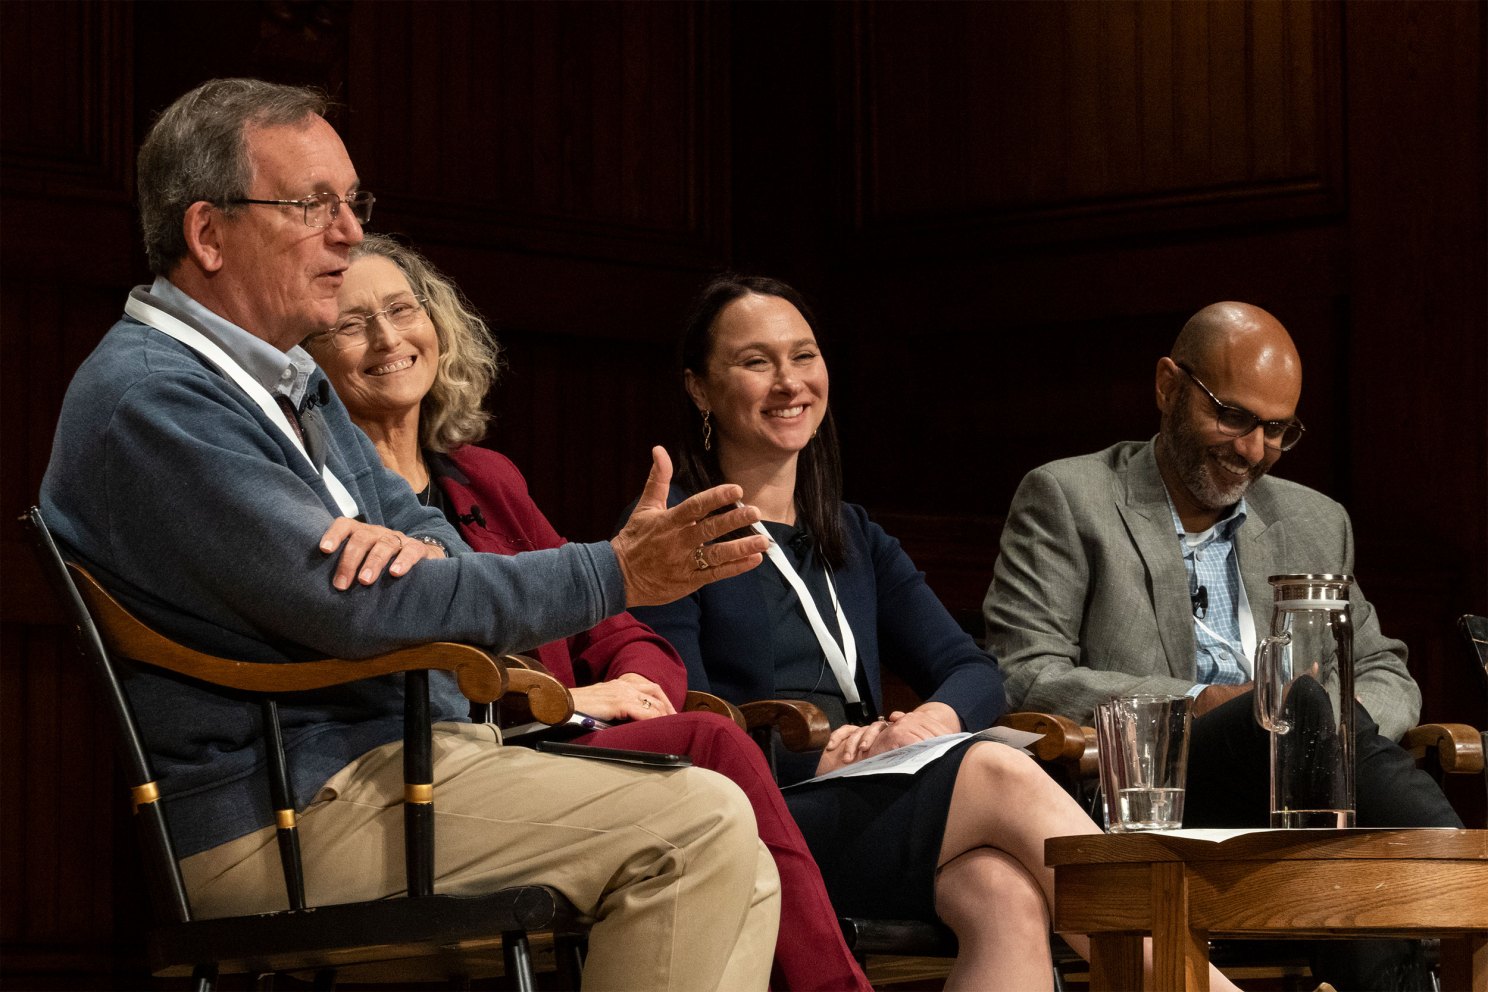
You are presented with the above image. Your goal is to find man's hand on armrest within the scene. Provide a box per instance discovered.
[1192,681,1253,718]
[319,517,445,590]
[611,446,769,607]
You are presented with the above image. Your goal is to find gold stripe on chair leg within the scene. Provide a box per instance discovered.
[130,781,161,812]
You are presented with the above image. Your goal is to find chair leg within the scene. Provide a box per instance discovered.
[502,931,536,992]
[253,972,276,991]
[192,964,218,992]
[555,932,587,989]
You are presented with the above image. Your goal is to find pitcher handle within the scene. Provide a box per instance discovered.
[1254,632,1293,734]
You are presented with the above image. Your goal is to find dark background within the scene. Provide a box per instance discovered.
[2,1,1484,986]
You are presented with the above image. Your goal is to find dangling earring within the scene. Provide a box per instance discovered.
[701,410,713,451]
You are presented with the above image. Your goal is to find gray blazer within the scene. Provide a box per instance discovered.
[983,439,1420,741]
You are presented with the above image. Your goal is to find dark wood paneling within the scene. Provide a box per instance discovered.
[847,0,1342,252]
[345,1,729,270]
[0,0,133,200]
[1339,0,1488,755]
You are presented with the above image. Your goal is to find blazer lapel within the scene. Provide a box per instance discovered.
[1237,484,1284,646]
[1117,443,1199,680]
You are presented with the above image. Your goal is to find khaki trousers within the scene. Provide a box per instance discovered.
[181,723,780,991]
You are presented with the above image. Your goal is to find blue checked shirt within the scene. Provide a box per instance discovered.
[1168,499,1250,686]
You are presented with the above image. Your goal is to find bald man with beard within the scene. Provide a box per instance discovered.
[984,302,1460,991]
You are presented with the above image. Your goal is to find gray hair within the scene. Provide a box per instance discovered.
[307,235,502,452]
[137,78,327,275]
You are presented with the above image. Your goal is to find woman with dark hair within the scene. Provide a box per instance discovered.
[307,237,870,992]
[631,274,1245,991]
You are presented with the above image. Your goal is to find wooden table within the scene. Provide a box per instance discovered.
[1046,828,1488,991]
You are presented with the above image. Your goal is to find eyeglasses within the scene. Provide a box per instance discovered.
[322,297,428,350]
[224,190,375,229]
[1176,362,1305,451]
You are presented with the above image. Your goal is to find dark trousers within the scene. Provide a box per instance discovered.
[1183,690,1463,991]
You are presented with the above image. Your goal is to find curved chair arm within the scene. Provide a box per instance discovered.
[1402,722,1486,775]
[501,661,577,726]
[684,691,748,730]
[997,711,1099,777]
[740,699,831,752]
[68,562,509,703]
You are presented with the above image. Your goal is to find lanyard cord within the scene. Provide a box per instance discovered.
[750,519,861,705]
[124,292,361,518]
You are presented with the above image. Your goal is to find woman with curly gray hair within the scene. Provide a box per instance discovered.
[306,235,871,992]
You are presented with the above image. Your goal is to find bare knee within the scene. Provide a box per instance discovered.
[935,846,1050,939]
[961,741,1057,794]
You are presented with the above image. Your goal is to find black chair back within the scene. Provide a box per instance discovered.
[21,506,587,991]
[24,506,195,926]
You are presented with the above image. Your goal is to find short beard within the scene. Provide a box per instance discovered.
[1159,401,1268,512]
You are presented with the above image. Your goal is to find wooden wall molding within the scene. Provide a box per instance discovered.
[345,0,730,269]
[845,0,1343,252]
[0,1,133,202]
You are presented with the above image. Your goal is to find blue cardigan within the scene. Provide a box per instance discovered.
[41,298,626,856]
[631,493,1006,748]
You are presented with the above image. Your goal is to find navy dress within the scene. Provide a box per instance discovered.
[634,502,1007,921]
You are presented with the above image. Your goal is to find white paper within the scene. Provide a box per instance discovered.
[784,725,1045,788]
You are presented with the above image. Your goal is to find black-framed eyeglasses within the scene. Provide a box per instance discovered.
[1176,362,1305,451]
[321,296,428,350]
[223,190,375,229]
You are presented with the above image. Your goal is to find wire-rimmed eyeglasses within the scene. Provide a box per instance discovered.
[320,297,428,350]
[1176,362,1305,451]
[224,190,375,229]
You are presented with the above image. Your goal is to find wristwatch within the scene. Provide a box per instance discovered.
[413,534,446,554]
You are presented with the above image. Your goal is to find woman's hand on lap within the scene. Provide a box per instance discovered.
[570,673,675,722]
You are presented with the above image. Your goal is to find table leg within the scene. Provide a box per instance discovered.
[1439,933,1488,992]
[1089,934,1144,992]
[1151,862,1208,991]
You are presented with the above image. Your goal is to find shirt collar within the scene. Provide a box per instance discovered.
[1165,492,1248,546]
[148,277,318,406]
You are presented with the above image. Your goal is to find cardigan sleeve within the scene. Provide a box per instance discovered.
[451,447,689,704]
[44,351,623,663]
[848,504,1008,732]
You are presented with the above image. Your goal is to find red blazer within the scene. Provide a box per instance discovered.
[430,445,687,706]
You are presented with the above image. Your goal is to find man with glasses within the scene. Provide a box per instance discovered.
[984,301,1459,989]
[41,78,780,989]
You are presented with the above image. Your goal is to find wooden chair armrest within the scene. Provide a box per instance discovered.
[998,711,1099,775]
[740,699,831,752]
[684,691,747,731]
[68,562,508,703]
[1402,722,1485,775]
[500,663,576,726]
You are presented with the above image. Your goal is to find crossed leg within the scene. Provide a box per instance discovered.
[933,742,1245,992]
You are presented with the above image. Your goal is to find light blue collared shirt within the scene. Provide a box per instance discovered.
[1167,497,1250,687]
[148,276,318,409]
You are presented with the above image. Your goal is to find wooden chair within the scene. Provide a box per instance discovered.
[23,506,590,992]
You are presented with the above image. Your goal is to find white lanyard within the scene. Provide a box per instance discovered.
[124,293,361,518]
[751,519,861,705]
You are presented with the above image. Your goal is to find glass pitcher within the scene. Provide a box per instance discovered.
[1253,574,1357,828]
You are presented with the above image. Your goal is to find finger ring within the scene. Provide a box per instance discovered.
[692,546,710,570]
[643,698,652,709]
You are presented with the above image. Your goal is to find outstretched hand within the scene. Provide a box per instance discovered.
[611,446,769,607]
